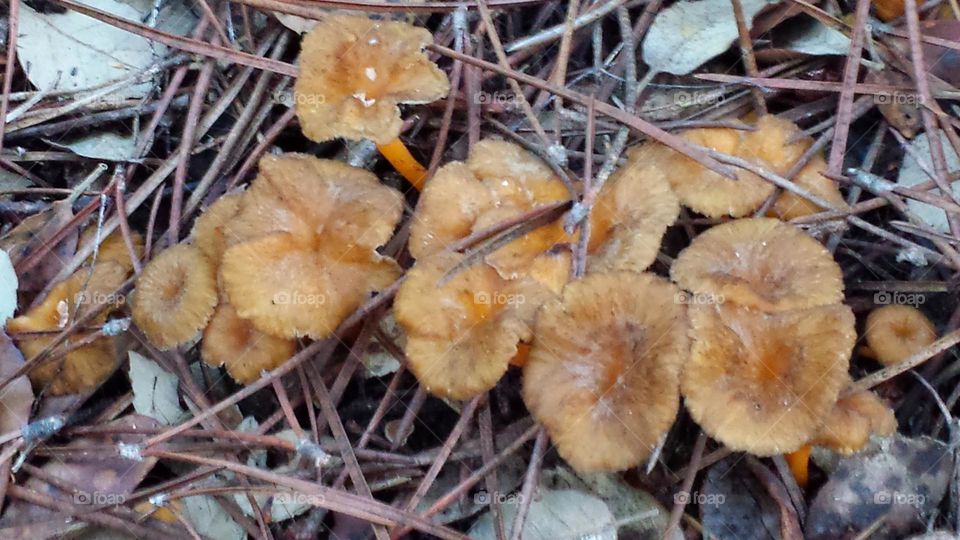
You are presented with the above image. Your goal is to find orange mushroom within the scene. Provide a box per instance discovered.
[682,302,855,455]
[522,272,689,472]
[190,193,242,263]
[7,261,128,394]
[294,14,449,188]
[811,385,897,454]
[656,115,810,217]
[671,218,844,312]
[767,155,849,220]
[132,244,218,349]
[394,250,564,400]
[201,303,296,384]
[864,304,937,366]
[81,229,144,272]
[221,154,403,339]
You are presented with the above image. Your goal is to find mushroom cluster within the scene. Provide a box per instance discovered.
[7,231,141,395]
[132,154,403,383]
[641,115,846,219]
[397,139,679,399]
[672,217,894,456]
[294,14,450,188]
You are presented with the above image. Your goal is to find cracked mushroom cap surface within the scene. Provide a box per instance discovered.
[221,154,403,339]
[811,385,896,454]
[191,193,242,263]
[865,304,937,366]
[671,218,844,312]
[588,146,680,272]
[294,14,450,144]
[132,244,218,350]
[658,115,810,218]
[201,302,297,384]
[682,302,855,455]
[394,250,564,400]
[409,140,571,279]
[7,262,128,395]
[522,272,689,473]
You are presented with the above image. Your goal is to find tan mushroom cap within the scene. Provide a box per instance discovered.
[658,115,810,218]
[132,244,218,350]
[682,302,855,455]
[222,233,400,339]
[394,250,564,400]
[409,140,571,279]
[588,147,680,272]
[865,304,937,366]
[671,218,844,312]
[201,303,296,384]
[81,229,144,272]
[294,14,450,145]
[522,272,689,473]
[768,156,849,220]
[7,262,128,395]
[220,154,403,339]
[811,385,896,454]
[191,193,242,263]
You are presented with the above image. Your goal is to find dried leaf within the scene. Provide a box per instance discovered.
[642,0,775,75]
[0,199,77,292]
[896,132,960,233]
[129,351,188,425]
[806,435,952,540]
[777,15,850,56]
[0,331,32,435]
[469,489,617,540]
[48,131,138,161]
[0,250,17,323]
[701,457,782,540]
[182,494,245,540]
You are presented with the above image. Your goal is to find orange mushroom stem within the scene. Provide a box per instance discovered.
[785,444,812,488]
[377,138,428,190]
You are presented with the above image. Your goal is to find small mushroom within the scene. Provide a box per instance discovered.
[394,250,563,400]
[294,14,449,188]
[191,193,242,263]
[682,302,855,455]
[671,217,844,311]
[201,302,296,384]
[221,154,402,339]
[657,115,810,217]
[811,385,897,454]
[7,262,128,394]
[864,304,937,366]
[767,155,848,220]
[132,244,218,350]
[522,272,689,472]
[81,228,144,271]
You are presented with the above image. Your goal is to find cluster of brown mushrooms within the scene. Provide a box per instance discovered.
[76,14,911,481]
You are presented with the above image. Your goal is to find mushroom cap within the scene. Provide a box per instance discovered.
[671,218,844,311]
[682,302,855,455]
[588,147,680,272]
[865,304,937,366]
[658,115,810,218]
[522,272,689,473]
[201,303,296,384]
[294,14,449,144]
[409,140,571,279]
[394,250,561,399]
[7,262,128,395]
[768,156,849,220]
[81,229,144,272]
[811,386,896,454]
[191,193,242,263]
[221,233,400,339]
[132,244,218,350]
[229,154,403,250]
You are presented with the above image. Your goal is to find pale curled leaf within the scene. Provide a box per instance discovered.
[896,131,960,234]
[129,351,188,425]
[48,131,138,161]
[778,15,850,56]
[0,250,17,322]
[469,489,617,540]
[642,0,775,75]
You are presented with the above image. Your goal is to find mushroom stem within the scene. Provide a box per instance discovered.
[377,138,428,190]
[784,444,811,488]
